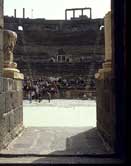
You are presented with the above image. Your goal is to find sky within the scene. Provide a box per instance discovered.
[4,0,111,20]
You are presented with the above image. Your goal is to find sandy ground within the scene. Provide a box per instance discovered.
[0,100,115,157]
[23,99,96,127]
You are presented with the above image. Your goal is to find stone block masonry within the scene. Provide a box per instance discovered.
[96,74,115,151]
[0,77,24,150]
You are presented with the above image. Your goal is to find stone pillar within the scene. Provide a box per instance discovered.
[65,10,67,20]
[104,12,112,63]
[23,8,25,18]
[81,9,83,16]
[95,11,112,79]
[73,10,75,18]
[95,11,116,151]
[0,0,3,76]
[3,30,24,80]
[14,9,16,18]
[90,8,92,19]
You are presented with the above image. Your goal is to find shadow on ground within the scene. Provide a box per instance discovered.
[32,127,116,164]
[0,127,121,164]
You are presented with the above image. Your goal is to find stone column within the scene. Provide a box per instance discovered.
[65,9,67,20]
[95,11,112,79]
[23,8,25,18]
[3,30,24,80]
[73,10,75,18]
[14,9,16,18]
[104,12,112,63]
[90,8,92,19]
[81,9,83,16]
[95,11,116,151]
[0,0,3,76]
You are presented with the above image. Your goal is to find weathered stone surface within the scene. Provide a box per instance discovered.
[0,0,3,76]
[11,91,17,109]
[0,79,23,150]
[5,92,12,112]
[0,77,3,92]
[4,16,104,81]
[0,127,113,155]
[3,77,13,92]
[14,108,20,126]
[3,113,10,133]
[19,105,23,123]
[104,11,112,62]
[16,79,23,91]
[96,75,116,149]
[3,69,24,80]
[0,117,6,139]
[0,92,5,115]
[95,11,115,151]
[3,29,24,80]
[9,110,15,131]
[3,30,17,64]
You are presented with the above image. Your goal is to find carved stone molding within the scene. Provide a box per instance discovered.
[95,11,112,80]
[3,30,24,80]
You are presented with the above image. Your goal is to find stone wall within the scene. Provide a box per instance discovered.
[0,77,23,149]
[96,74,115,150]
[0,0,24,150]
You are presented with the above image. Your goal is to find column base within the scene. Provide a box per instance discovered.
[3,68,24,80]
[95,61,112,80]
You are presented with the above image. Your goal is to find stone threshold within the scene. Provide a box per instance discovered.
[0,155,123,165]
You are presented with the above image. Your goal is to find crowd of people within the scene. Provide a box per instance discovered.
[23,76,96,103]
[23,78,58,103]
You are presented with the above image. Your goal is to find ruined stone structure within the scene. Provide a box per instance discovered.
[0,0,24,150]
[4,15,104,81]
[65,7,92,20]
